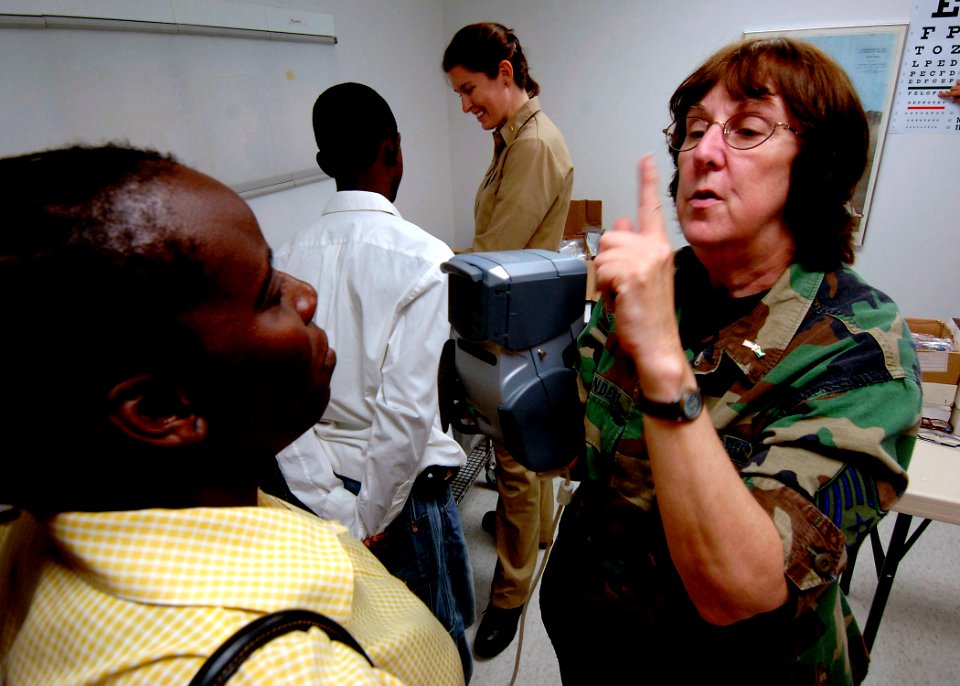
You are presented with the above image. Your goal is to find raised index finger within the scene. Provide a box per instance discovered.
[637,154,666,239]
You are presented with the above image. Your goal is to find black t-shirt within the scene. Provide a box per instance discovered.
[675,246,767,355]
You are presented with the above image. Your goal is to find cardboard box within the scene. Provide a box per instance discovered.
[561,200,602,301]
[563,199,602,240]
[921,381,958,406]
[585,258,598,302]
[921,403,952,422]
[906,318,960,385]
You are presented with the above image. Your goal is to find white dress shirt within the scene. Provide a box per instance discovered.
[275,190,465,540]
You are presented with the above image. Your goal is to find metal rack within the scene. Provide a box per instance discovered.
[451,438,495,505]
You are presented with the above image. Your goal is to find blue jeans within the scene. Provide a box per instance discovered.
[340,475,476,683]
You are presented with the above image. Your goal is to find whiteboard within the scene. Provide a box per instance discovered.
[0,23,338,196]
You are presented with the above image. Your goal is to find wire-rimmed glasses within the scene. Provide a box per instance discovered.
[663,112,800,152]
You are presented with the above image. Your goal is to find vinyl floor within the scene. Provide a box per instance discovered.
[458,470,960,685]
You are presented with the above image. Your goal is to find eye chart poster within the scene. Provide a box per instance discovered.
[890,0,960,132]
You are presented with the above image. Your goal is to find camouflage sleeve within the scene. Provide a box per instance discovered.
[747,476,845,593]
[573,299,613,482]
[576,296,611,394]
[742,375,920,593]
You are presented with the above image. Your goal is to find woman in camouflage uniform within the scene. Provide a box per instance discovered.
[539,37,921,685]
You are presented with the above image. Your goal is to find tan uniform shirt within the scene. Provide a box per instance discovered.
[473,96,574,252]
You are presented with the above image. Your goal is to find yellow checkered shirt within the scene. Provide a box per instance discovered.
[2,494,463,685]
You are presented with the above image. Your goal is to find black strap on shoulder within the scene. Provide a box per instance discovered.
[189,609,374,686]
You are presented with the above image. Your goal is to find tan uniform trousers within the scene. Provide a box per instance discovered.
[490,444,555,609]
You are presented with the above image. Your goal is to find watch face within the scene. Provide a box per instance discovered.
[680,388,703,420]
[636,386,703,421]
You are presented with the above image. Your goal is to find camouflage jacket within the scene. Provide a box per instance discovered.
[573,247,921,683]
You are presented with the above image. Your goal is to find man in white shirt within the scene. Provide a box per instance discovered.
[271,82,475,682]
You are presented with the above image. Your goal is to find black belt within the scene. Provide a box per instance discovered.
[413,465,460,499]
[336,465,460,500]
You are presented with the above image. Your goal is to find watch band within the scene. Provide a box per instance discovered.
[632,385,703,422]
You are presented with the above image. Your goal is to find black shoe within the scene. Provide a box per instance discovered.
[481,510,497,537]
[474,604,523,659]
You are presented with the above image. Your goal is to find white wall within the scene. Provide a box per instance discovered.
[12,1,948,317]
[228,0,957,320]
[246,0,458,250]
[441,0,960,321]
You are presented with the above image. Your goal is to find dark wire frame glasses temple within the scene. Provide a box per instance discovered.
[663,113,801,152]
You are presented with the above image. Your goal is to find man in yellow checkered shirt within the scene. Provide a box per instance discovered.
[0,145,464,685]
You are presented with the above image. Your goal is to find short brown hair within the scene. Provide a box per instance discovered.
[667,37,868,270]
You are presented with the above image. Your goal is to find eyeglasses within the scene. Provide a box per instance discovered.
[663,112,801,152]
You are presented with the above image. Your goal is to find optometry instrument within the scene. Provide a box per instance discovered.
[439,250,586,473]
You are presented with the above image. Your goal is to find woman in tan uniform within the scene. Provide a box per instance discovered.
[443,22,574,660]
